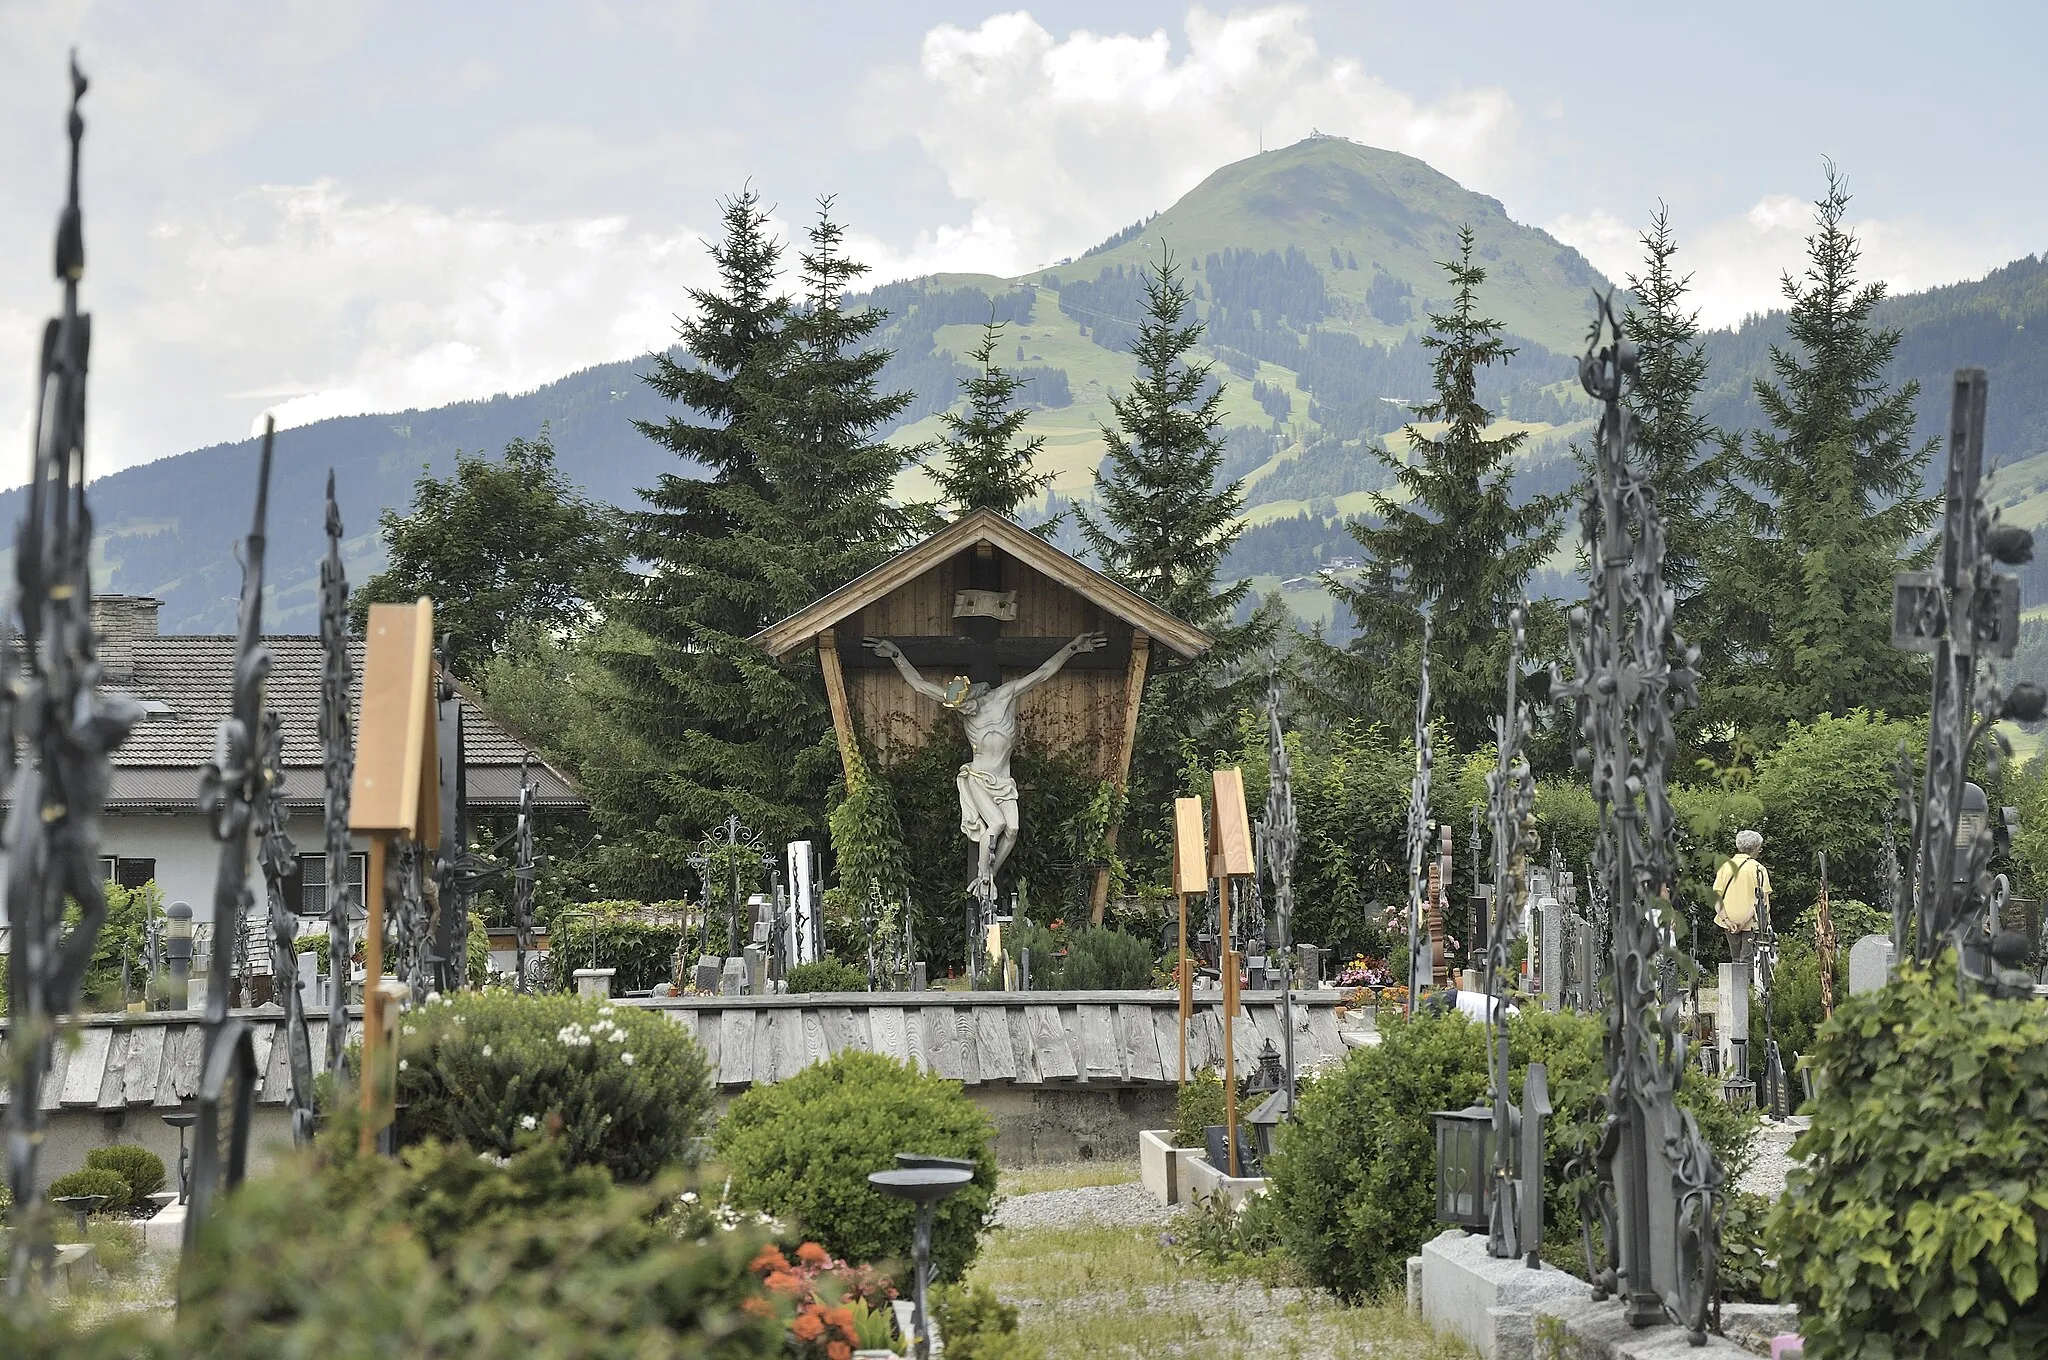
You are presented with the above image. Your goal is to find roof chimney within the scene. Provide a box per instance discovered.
[92,594,161,683]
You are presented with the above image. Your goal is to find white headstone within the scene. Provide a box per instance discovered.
[573,967,615,1001]
[1847,934,1894,995]
[1717,963,1750,1074]
[787,841,817,965]
[1537,899,1562,1011]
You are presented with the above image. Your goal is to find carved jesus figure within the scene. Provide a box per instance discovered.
[864,632,1107,899]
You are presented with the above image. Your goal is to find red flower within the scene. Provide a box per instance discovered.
[796,1241,831,1267]
[750,1245,790,1274]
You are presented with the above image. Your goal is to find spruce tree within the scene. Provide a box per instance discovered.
[1316,226,1569,749]
[1077,252,1271,872]
[931,314,1053,528]
[1709,166,1937,731]
[1622,205,1725,626]
[597,192,918,888]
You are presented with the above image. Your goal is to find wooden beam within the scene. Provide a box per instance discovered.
[1090,631,1151,924]
[816,628,859,786]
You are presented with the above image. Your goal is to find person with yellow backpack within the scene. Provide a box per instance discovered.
[1713,829,1771,964]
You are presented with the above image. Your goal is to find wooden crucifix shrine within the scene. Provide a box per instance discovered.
[753,510,1213,921]
[350,598,440,1155]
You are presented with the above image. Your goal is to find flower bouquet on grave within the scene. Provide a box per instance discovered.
[755,1242,899,1360]
[1333,954,1394,988]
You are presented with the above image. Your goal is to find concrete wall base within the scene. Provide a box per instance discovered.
[1139,1130,1181,1205]
[1182,1156,1266,1210]
[1419,1228,1590,1360]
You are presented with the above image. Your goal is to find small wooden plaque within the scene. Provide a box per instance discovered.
[351,600,440,840]
[1210,768,1254,877]
[1172,797,1207,896]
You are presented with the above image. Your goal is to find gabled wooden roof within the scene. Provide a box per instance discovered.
[751,509,1215,661]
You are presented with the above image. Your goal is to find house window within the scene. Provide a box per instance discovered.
[296,852,367,918]
[103,858,155,890]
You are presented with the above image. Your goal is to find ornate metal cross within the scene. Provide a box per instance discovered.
[1402,617,1434,1017]
[1485,606,1536,1259]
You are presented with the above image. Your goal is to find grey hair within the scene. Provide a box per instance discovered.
[1735,829,1764,854]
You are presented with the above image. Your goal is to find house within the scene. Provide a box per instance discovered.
[0,595,584,938]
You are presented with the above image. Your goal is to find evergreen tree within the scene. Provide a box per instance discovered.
[597,192,919,888]
[1315,226,1568,749]
[1077,252,1272,873]
[1622,204,1725,625]
[930,314,1054,528]
[1708,166,1937,732]
[351,427,624,677]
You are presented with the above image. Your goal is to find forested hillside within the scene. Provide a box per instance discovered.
[14,134,2048,634]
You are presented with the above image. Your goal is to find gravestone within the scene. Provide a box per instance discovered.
[694,955,722,994]
[1247,957,1268,990]
[1537,900,1562,1011]
[744,945,767,996]
[297,951,320,1015]
[1296,943,1321,987]
[910,962,928,992]
[1847,934,1894,995]
[573,967,615,1001]
[719,957,746,996]
[1717,963,1751,1075]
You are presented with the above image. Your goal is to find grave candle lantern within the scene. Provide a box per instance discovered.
[1433,1103,1493,1230]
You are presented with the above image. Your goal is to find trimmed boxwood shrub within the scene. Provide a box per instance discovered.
[715,1050,997,1283]
[1769,959,2048,1358]
[393,990,714,1183]
[1172,1067,1228,1148]
[1268,1006,1755,1300]
[784,958,868,994]
[48,1168,130,1213]
[85,1145,167,1202]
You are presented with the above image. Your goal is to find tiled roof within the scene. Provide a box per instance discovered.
[86,635,582,810]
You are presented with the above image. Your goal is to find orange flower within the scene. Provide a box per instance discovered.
[750,1245,790,1274]
[796,1241,831,1267]
[740,1296,773,1319]
[827,1343,851,1360]
[823,1306,854,1333]
[764,1270,801,1296]
[791,1310,826,1342]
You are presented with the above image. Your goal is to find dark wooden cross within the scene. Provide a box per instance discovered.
[836,544,1128,682]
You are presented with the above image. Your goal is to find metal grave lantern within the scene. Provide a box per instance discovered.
[1434,1103,1494,1230]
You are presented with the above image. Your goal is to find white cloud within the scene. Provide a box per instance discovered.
[22,181,717,465]
[1549,193,2027,330]
[857,6,1522,280]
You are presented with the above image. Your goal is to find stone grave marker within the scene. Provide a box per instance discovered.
[719,957,746,996]
[1717,962,1750,1075]
[695,955,722,994]
[1847,934,1894,995]
[1296,943,1321,987]
[744,944,767,995]
[1538,900,1562,1011]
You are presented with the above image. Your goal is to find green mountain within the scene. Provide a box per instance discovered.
[10,135,2048,634]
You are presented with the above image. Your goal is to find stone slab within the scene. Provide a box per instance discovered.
[1139,1128,1180,1205]
[1418,1227,1589,1360]
[1717,963,1751,1076]
[1530,1291,1758,1358]
[1847,934,1893,995]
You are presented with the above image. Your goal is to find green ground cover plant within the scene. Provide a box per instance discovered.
[1770,960,2048,1358]
[715,1050,998,1283]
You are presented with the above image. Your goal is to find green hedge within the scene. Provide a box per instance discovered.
[49,1168,130,1213]
[715,1050,997,1283]
[784,958,867,994]
[552,900,693,994]
[1268,1007,1755,1300]
[86,1145,166,1202]
[1769,960,2048,1358]
[394,990,714,1183]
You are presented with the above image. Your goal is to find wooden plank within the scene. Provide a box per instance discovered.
[694,1007,721,1075]
[798,1009,829,1073]
[1306,1006,1343,1071]
[903,1006,930,1072]
[97,1029,132,1109]
[247,1023,277,1096]
[752,1006,778,1083]
[40,1037,73,1111]
[815,628,860,785]
[924,1008,968,1082]
[1210,768,1254,876]
[1231,1004,1264,1071]
[819,1006,866,1057]
[263,1023,295,1103]
[974,1007,1016,1081]
[1119,1005,1165,1083]
[156,1026,201,1106]
[1006,1009,1040,1084]
[1152,1007,1185,1084]
[869,1007,909,1066]
[124,1024,168,1106]
[1248,1005,1285,1062]
[1075,1005,1121,1082]
[718,1010,755,1086]
[1025,1006,1078,1080]
[769,1008,806,1083]
[662,1009,698,1044]
[60,1026,112,1106]
[1189,1008,1223,1073]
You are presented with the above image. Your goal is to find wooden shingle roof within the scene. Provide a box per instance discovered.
[751,510,1215,662]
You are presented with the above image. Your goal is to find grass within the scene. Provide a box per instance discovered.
[970,1216,1475,1359]
[999,1161,1142,1197]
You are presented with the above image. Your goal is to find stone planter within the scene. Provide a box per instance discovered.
[1139,1129,1184,1205]
[1181,1152,1267,1211]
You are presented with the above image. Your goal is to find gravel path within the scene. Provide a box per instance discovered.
[993,1181,1177,1231]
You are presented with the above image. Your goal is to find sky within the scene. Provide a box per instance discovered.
[0,0,2043,485]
